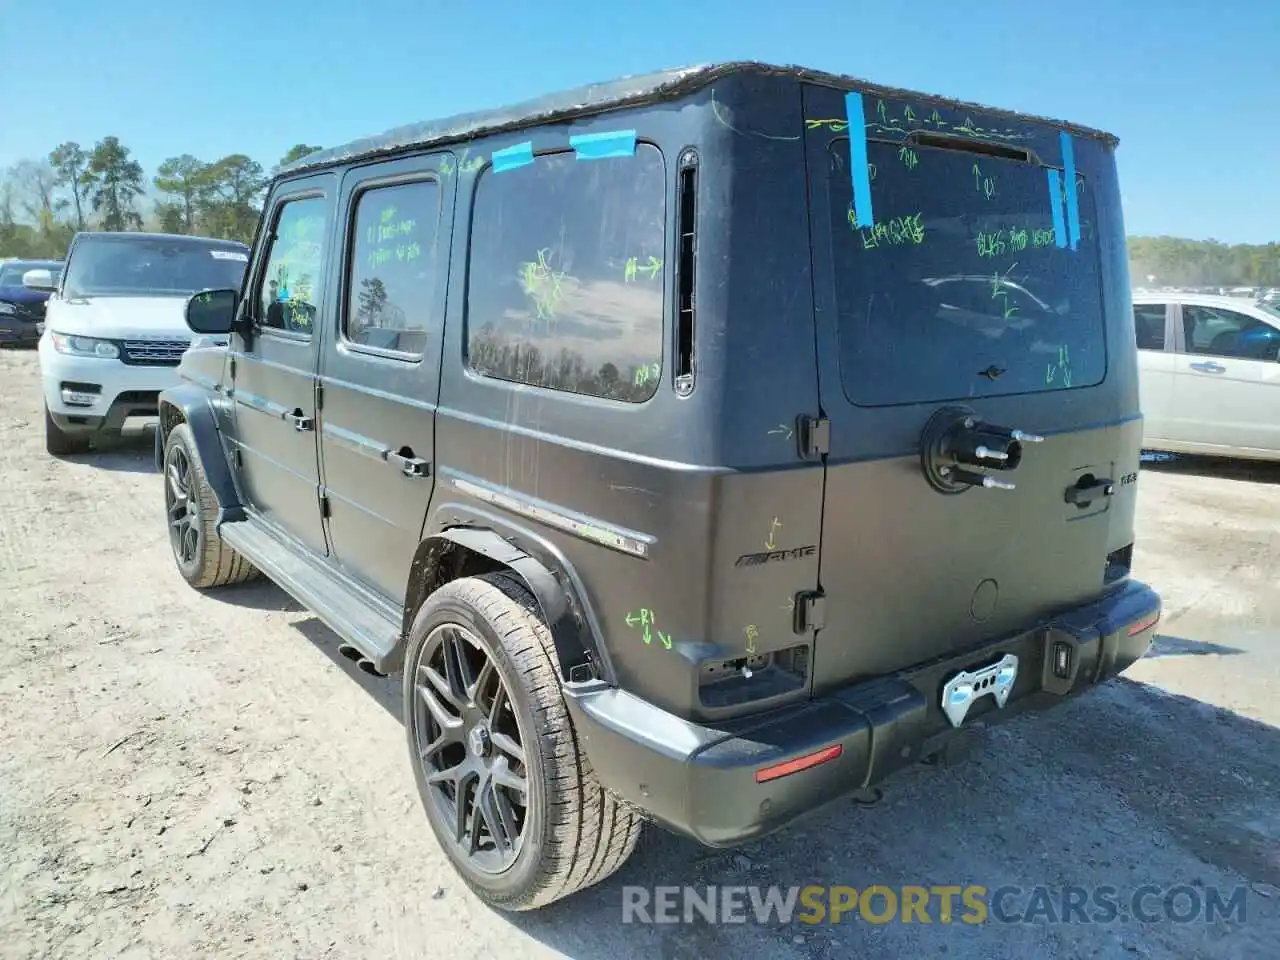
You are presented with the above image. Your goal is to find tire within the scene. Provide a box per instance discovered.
[44,406,91,456]
[163,423,258,588]
[403,572,642,911]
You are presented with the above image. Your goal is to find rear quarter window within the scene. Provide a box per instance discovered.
[828,138,1107,406]
[464,143,667,402]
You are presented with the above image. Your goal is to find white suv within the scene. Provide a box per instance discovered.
[27,231,249,455]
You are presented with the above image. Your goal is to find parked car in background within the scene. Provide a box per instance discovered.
[1135,291,1280,461]
[30,232,249,455]
[153,61,1160,911]
[0,258,63,347]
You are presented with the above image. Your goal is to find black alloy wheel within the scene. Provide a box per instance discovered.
[411,622,529,874]
[165,443,202,572]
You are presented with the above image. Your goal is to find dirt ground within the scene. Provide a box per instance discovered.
[1,346,1277,959]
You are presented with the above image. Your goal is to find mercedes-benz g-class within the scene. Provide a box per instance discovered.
[156,62,1161,911]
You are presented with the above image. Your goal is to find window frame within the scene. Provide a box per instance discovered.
[338,172,443,364]
[461,141,669,405]
[1133,301,1172,353]
[251,189,330,343]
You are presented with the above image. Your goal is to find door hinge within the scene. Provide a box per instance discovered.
[798,415,829,459]
[228,357,236,379]
[792,590,826,634]
[232,448,242,470]
[320,494,331,519]
[315,381,324,410]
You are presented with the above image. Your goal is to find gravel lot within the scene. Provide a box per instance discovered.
[1,346,1277,959]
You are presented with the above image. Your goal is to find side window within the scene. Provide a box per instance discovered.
[465,142,666,402]
[257,196,329,336]
[1182,305,1280,361]
[1133,305,1167,351]
[344,180,440,356]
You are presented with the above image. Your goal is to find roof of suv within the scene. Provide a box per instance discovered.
[281,60,1119,178]
[1132,291,1272,311]
[73,231,249,248]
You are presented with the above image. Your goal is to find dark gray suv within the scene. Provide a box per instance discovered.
[155,61,1162,911]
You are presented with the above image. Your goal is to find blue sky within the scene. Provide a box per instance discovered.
[3,0,1277,243]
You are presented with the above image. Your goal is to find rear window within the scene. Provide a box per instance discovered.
[465,143,666,403]
[828,138,1107,406]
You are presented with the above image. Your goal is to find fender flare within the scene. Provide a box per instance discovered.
[403,516,613,685]
[155,385,245,524]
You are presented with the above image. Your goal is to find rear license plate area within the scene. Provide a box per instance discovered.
[940,653,1019,728]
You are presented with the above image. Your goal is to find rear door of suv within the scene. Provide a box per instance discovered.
[1167,300,1280,454]
[801,83,1140,694]
[314,156,454,600]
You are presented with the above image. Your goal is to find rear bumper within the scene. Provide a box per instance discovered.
[564,578,1160,848]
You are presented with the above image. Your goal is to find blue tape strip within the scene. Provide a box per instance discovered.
[1060,131,1080,250]
[491,141,533,173]
[569,129,637,161]
[1047,169,1067,248]
[845,91,874,228]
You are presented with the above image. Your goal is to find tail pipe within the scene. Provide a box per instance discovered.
[338,644,388,678]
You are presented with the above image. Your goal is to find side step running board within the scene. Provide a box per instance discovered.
[219,517,405,674]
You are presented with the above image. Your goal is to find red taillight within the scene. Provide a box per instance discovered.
[754,744,843,783]
[1127,610,1161,636]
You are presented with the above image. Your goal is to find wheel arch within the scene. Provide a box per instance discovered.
[401,509,614,686]
[155,385,244,524]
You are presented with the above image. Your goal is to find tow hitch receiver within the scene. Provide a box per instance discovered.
[940,653,1019,727]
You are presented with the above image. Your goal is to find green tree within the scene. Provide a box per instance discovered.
[82,137,144,231]
[155,202,186,234]
[198,154,266,243]
[10,160,60,223]
[49,142,90,230]
[275,143,322,171]
[1129,236,1280,289]
[153,154,208,233]
[1,162,73,258]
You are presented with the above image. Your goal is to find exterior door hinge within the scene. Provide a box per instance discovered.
[792,590,826,634]
[320,494,331,519]
[798,415,829,459]
[315,381,324,410]
[228,357,236,379]
[232,448,242,470]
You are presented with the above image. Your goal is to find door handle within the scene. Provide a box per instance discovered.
[1064,476,1115,506]
[387,449,430,478]
[1189,361,1225,373]
[289,410,314,431]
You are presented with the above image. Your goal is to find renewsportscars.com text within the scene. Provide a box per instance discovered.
[621,884,1250,926]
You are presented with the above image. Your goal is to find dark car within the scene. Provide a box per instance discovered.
[153,61,1162,911]
[0,258,62,346]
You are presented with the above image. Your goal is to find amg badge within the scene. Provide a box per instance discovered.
[735,545,817,568]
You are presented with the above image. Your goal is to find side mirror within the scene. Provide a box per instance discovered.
[22,269,56,291]
[185,288,239,335]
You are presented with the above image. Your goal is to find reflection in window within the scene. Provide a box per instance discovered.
[1183,305,1280,361]
[259,197,328,335]
[345,180,440,355]
[465,143,666,402]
